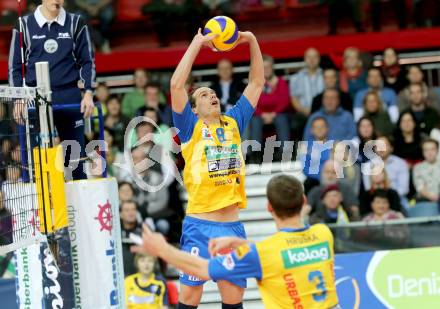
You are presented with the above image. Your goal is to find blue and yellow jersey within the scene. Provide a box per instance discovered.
[209,224,339,309]
[172,95,254,214]
[125,273,168,309]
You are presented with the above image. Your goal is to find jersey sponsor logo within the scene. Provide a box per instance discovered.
[208,158,241,172]
[235,244,251,260]
[57,32,71,39]
[44,39,58,53]
[32,34,46,39]
[222,254,235,271]
[204,145,239,160]
[202,128,213,140]
[281,242,330,269]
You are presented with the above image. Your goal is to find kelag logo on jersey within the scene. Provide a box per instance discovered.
[281,242,330,269]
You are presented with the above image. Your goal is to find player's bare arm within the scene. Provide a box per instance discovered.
[170,29,217,113]
[208,237,249,256]
[241,32,265,108]
[132,224,210,281]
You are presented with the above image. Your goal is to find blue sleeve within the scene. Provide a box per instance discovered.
[347,113,357,139]
[172,102,198,143]
[8,23,23,87]
[208,243,262,282]
[353,90,364,108]
[74,16,95,90]
[225,95,255,136]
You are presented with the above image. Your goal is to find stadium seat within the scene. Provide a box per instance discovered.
[407,202,440,218]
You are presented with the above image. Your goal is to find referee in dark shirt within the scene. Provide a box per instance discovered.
[9,0,96,180]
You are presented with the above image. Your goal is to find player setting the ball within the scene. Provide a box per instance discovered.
[169,21,264,309]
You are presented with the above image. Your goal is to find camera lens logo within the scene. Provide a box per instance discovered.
[94,200,113,234]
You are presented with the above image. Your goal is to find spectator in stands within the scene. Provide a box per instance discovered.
[362,135,410,198]
[339,47,368,99]
[249,54,290,157]
[327,0,363,35]
[73,0,114,53]
[332,142,361,196]
[303,88,356,141]
[380,48,408,93]
[95,82,110,106]
[361,91,394,136]
[211,59,245,112]
[290,48,324,116]
[122,69,149,117]
[119,181,136,203]
[362,189,405,222]
[0,191,12,246]
[359,169,403,216]
[4,165,21,184]
[400,83,440,135]
[430,123,440,161]
[393,111,423,167]
[0,104,12,144]
[137,83,172,127]
[125,253,168,309]
[299,117,331,194]
[309,184,353,224]
[398,65,440,112]
[413,138,440,204]
[104,95,129,151]
[311,68,353,113]
[353,116,377,164]
[120,200,143,276]
[353,68,398,123]
[307,160,360,218]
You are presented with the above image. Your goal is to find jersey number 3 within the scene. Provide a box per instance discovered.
[308,270,327,302]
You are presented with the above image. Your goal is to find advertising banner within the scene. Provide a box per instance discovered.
[65,178,125,309]
[335,246,440,309]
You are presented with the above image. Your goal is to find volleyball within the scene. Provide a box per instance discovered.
[203,16,239,52]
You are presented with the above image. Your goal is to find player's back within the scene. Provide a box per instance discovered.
[255,224,339,309]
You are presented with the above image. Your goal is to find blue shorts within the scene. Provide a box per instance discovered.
[179,216,247,288]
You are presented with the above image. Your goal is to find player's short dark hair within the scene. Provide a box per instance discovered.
[421,137,439,149]
[266,174,304,219]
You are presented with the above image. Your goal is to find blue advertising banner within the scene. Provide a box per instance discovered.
[334,247,440,309]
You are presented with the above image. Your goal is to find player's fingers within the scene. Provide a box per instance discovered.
[130,245,145,254]
[197,28,202,35]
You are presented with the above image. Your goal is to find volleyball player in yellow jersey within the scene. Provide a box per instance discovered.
[170,29,264,309]
[132,174,341,309]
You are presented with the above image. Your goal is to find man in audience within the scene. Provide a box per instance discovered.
[398,65,440,112]
[401,83,440,135]
[303,88,356,141]
[211,59,246,113]
[299,117,331,193]
[120,200,143,276]
[362,135,410,198]
[353,68,398,123]
[339,47,367,99]
[137,83,172,127]
[307,160,360,219]
[413,138,440,204]
[123,69,149,117]
[311,68,353,113]
[290,48,324,116]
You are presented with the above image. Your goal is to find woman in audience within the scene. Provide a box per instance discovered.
[393,110,423,167]
[104,95,130,151]
[339,47,368,99]
[362,91,394,136]
[332,142,361,196]
[363,189,405,222]
[309,184,352,224]
[380,48,407,93]
[359,169,403,216]
[354,116,377,164]
[119,182,136,203]
[122,69,149,117]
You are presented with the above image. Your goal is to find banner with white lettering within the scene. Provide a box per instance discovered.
[335,247,440,308]
[15,244,43,309]
[65,178,125,309]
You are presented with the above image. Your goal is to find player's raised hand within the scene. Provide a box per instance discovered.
[131,224,168,257]
[236,31,256,45]
[193,28,218,50]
